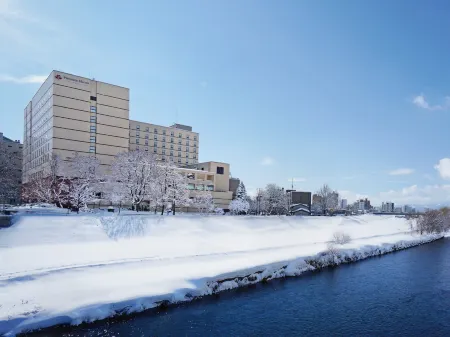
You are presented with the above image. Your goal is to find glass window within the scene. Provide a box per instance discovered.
[170,151,173,156]
[136,138,139,144]
[136,132,140,137]
[136,146,139,151]
[145,140,148,145]
[162,157,165,161]
[194,148,196,153]
[186,140,189,145]
[171,131,174,136]
[196,184,205,191]
[90,136,96,143]
[162,137,165,142]
[90,126,96,132]
[89,146,95,153]
[178,146,181,150]
[162,144,165,148]
[154,128,158,133]
[90,106,96,113]
[194,143,197,147]
[171,138,174,143]
[170,145,173,149]
[90,96,97,101]
[178,152,181,157]
[178,140,181,144]
[193,155,196,159]
[186,153,189,157]
[194,136,197,141]
[178,158,181,163]
[217,166,224,174]
[136,124,140,130]
[145,134,149,139]
[207,185,214,191]
[154,148,157,153]
[186,146,189,152]
[163,130,166,135]
[154,136,157,140]
[187,135,190,139]
[154,142,157,147]
[188,183,195,190]
[162,150,165,155]
[146,127,149,132]
[145,147,148,151]
[179,133,181,138]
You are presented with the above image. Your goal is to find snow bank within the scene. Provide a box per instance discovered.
[0,214,443,335]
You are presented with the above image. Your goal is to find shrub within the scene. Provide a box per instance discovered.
[331,231,352,245]
[413,209,450,234]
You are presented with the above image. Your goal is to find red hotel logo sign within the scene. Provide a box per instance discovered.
[55,74,62,80]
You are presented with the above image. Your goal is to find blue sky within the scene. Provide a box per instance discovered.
[1,0,450,206]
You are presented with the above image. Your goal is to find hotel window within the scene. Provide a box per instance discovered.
[90,136,96,143]
[154,136,157,140]
[178,140,182,144]
[171,138,174,143]
[145,140,148,145]
[186,140,189,146]
[188,183,194,190]
[162,144,165,148]
[136,146,139,151]
[162,137,166,142]
[136,138,139,144]
[89,146,95,153]
[136,132,140,137]
[145,134,149,139]
[178,146,181,151]
[145,147,148,151]
[162,150,165,155]
[146,127,149,132]
[163,130,166,135]
[154,128,158,133]
[216,166,224,174]
[170,145,174,150]
[171,131,174,136]
[186,146,189,152]
[90,126,96,132]
[170,151,173,156]
[194,143,197,147]
[154,148,157,153]
[187,135,190,139]
[178,133,181,138]
[178,152,181,157]
[136,124,140,130]
[194,136,197,141]
[90,96,97,101]
[90,106,96,113]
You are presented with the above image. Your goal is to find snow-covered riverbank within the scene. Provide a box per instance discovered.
[0,214,443,335]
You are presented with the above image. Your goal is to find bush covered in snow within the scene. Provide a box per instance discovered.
[331,231,352,245]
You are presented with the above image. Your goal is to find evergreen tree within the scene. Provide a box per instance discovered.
[236,181,247,200]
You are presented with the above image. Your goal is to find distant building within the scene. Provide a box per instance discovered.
[287,190,312,215]
[403,205,413,213]
[312,194,322,204]
[340,199,348,209]
[382,202,394,213]
[229,177,240,199]
[358,200,365,211]
[394,207,402,213]
[364,198,372,210]
[0,132,23,204]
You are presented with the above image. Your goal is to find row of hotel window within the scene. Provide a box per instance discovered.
[134,134,196,146]
[188,184,214,191]
[135,139,196,151]
[135,124,197,140]
[135,146,197,158]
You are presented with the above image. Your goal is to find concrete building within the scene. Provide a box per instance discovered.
[287,190,312,215]
[340,198,348,209]
[0,132,23,204]
[381,202,394,213]
[129,120,198,166]
[23,71,129,183]
[229,177,240,199]
[185,161,233,209]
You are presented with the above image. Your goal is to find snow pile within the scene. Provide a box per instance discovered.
[0,214,443,335]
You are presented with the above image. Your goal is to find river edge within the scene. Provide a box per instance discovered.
[16,233,444,337]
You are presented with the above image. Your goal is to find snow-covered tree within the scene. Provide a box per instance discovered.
[108,151,158,212]
[229,198,250,215]
[191,191,214,214]
[23,154,66,206]
[314,184,338,215]
[262,184,288,215]
[236,181,248,201]
[63,153,101,213]
[153,162,190,215]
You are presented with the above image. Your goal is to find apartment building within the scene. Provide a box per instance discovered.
[0,133,23,204]
[23,71,129,183]
[129,120,199,166]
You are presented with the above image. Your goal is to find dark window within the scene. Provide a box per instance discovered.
[90,96,97,101]
[217,166,224,174]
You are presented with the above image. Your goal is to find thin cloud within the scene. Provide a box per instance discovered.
[434,158,450,180]
[261,156,274,166]
[412,94,450,111]
[389,168,414,176]
[0,74,47,84]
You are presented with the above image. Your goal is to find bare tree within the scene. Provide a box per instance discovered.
[314,184,338,215]
[331,231,352,244]
[109,151,158,212]
[0,146,21,206]
[63,153,101,213]
[413,209,449,234]
[191,191,214,214]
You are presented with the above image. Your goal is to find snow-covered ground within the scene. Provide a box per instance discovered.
[0,214,442,335]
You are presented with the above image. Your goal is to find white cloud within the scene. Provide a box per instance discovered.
[338,190,369,202]
[389,168,414,176]
[288,178,306,182]
[0,74,47,84]
[434,158,450,180]
[260,156,274,166]
[412,94,450,111]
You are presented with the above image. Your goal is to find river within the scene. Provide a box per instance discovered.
[24,238,450,336]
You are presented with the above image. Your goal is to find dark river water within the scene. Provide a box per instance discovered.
[25,238,450,337]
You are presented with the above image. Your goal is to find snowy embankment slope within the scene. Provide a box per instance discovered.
[0,214,443,335]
